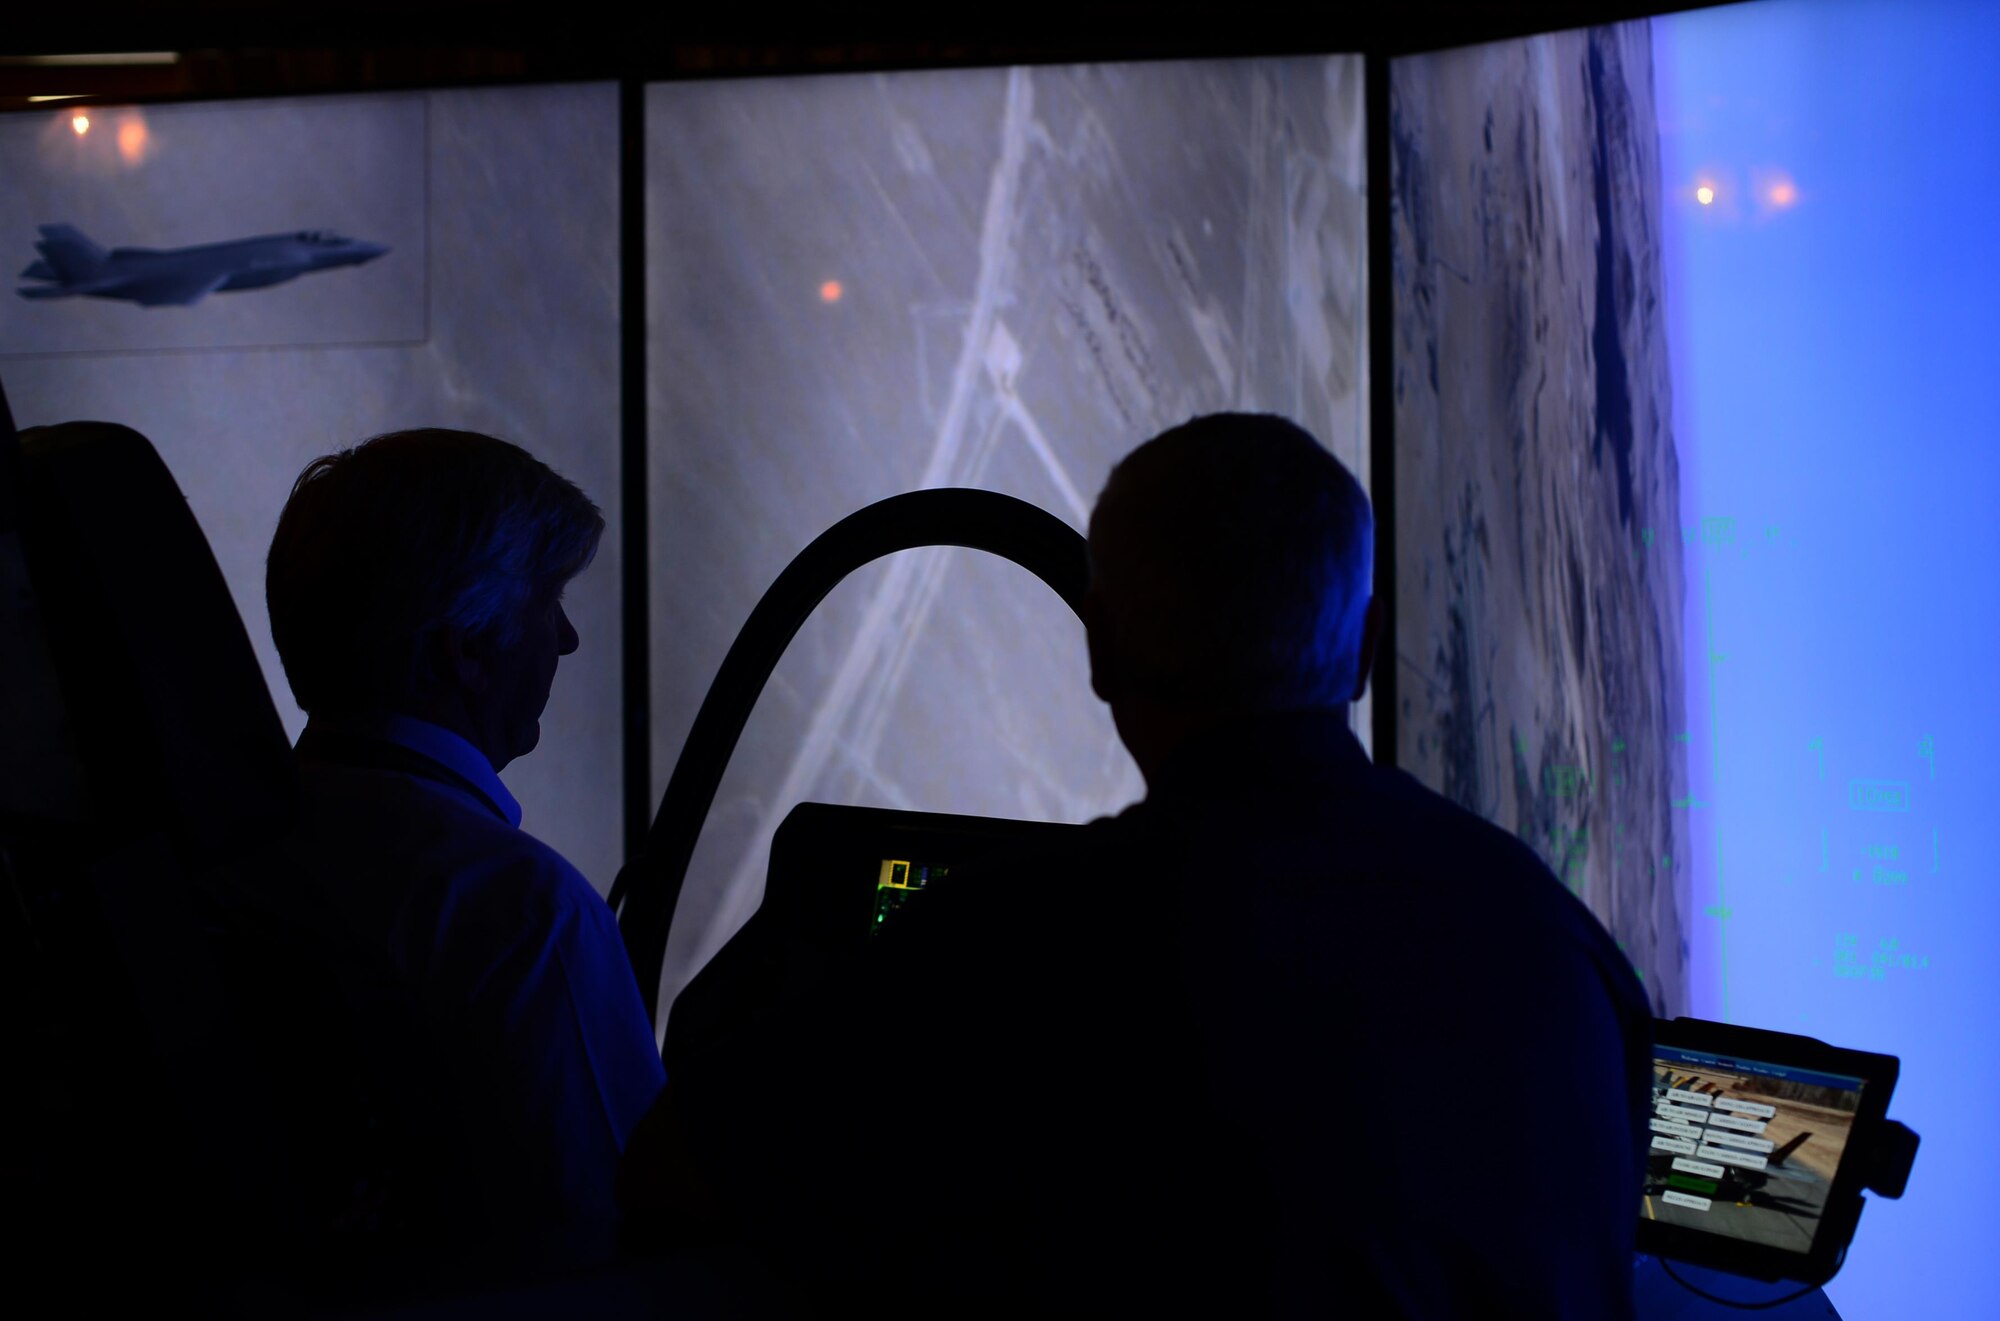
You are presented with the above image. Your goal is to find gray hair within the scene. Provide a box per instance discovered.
[266,428,603,714]
[1088,413,1373,712]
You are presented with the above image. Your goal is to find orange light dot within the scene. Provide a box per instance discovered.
[1695,184,1715,206]
[819,279,843,303]
[71,114,90,136]
[1769,180,1797,208]
[117,118,149,163]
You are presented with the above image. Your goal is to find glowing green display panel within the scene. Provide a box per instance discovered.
[873,858,951,933]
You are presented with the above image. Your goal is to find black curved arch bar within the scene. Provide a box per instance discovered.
[613,488,1091,1022]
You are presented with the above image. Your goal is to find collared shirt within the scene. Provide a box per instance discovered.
[275,711,665,1269]
[301,709,524,826]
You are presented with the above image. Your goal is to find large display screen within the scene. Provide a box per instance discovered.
[647,58,1369,1017]
[1392,1,2000,1310]
[0,86,626,889]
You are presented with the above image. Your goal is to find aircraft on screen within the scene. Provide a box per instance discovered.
[16,223,389,307]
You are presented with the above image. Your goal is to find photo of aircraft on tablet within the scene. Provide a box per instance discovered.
[16,223,388,307]
[1643,1063,1861,1252]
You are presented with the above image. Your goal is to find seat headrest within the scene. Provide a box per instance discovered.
[15,421,296,859]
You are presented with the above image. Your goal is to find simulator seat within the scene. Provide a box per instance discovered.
[0,415,292,1293]
[0,411,448,1310]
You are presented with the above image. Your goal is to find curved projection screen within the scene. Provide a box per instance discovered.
[1391,1,2000,1313]
[647,57,1369,1018]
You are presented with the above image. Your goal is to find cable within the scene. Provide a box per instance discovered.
[1657,1245,1844,1311]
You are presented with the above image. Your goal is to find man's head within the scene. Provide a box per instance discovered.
[1085,413,1378,775]
[267,428,603,771]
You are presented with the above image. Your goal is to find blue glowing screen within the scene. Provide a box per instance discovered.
[1394,1,2000,1311]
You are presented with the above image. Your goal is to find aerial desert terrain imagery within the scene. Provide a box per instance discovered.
[1393,23,1689,1013]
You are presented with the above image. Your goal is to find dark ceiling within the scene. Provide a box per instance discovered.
[1,1,1732,111]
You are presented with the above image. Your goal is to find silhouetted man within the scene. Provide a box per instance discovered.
[261,429,663,1276]
[623,414,1650,1316]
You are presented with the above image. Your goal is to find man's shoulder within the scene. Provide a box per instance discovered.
[1362,764,1562,877]
[1109,749,1550,881]
[1096,751,1634,987]
[1354,766,1652,1016]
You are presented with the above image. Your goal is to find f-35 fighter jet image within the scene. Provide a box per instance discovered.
[17,224,389,307]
